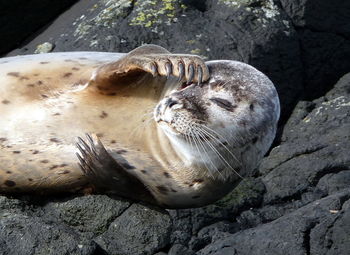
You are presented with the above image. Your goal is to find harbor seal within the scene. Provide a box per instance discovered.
[0,44,279,208]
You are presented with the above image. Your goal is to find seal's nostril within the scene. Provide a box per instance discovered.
[165,98,177,108]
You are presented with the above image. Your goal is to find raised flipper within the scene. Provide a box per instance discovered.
[89,44,210,94]
[76,134,157,205]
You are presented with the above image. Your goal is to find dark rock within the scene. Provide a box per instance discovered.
[316,171,350,195]
[168,244,193,255]
[0,0,78,55]
[169,178,265,246]
[279,0,350,100]
[310,199,350,254]
[95,204,172,255]
[260,72,350,204]
[7,0,303,121]
[298,29,350,100]
[197,190,350,255]
[1,0,350,254]
[0,196,96,255]
[280,0,350,37]
[44,195,130,235]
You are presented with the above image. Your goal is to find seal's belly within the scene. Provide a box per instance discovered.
[0,52,158,192]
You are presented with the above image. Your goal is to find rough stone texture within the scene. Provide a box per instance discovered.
[8,0,303,121]
[0,1,350,255]
[0,0,78,55]
[44,195,130,235]
[280,0,350,37]
[96,204,172,255]
[197,191,350,255]
[0,196,96,255]
[261,72,350,205]
[279,0,350,100]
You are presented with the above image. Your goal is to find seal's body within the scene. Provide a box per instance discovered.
[0,45,279,208]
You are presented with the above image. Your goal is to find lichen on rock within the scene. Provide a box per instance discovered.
[129,0,187,30]
[74,0,133,40]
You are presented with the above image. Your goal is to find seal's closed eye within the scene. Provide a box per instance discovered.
[209,97,236,111]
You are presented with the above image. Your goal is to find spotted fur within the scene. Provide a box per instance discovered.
[0,45,279,208]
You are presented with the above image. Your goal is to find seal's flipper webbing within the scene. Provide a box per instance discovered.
[88,44,210,94]
[76,134,157,205]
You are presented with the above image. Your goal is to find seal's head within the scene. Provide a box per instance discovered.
[154,60,280,179]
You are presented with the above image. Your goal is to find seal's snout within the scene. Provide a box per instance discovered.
[154,96,184,123]
[164,97,179,109]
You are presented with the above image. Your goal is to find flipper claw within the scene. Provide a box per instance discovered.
[197,65,203,85]
[165,62,172,79]
[187,64,195,84]
[178,62,185,81]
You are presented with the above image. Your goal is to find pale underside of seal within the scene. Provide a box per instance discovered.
[0,44,280,208]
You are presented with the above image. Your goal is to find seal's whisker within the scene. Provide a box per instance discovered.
[195,131,225,179]
[194,124,242,167]
[193,127,243,179]
[191,129,219,179]
[189,129,215,179]
[189,130,209,171]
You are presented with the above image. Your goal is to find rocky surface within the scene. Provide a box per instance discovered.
[0,0,78,55]
[1,0,349,254]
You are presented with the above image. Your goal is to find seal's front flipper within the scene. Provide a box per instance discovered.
[76,134,157,205]
[89,44,210,94]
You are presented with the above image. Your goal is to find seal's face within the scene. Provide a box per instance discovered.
[153,61,279,179]
[154,77,256,177]
[154,79,253,143]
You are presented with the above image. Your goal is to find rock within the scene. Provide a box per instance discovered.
[260,72,350,204]
[197,190,350,255]
[0,1,349,254]
[280,0,350,37]
[0,0,77,55]
[34,42,55,54]
[0,196,96,255]
[7,0,303,121]
[310,199,350,254]
[298,29,350,100]
[279,0,350,100]
[168,244,193,255]
[44,195,130,235]
[169,178,265,246]
[0,195,172,255]
[95,204,172,255]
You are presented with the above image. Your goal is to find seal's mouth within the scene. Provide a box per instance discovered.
[177,81,195,91]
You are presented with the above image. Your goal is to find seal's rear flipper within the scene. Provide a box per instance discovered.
[88,44,210,94]
[76,134,157,205]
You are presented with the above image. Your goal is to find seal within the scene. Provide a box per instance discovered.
[0,44,279,208]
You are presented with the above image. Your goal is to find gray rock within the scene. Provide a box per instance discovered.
[197,190,350,255]
[168,244,193,255]
[261,72,350,204]
[34,42,55,54]
[280,0,350,37]
[298,29,350,100]
[169,178,265,245]
[0,195,96,255]
[0,1,349,254]
[316,170,350,195]
[45,195,130,235]
[7,0,303,121]
[96,204,172,255]
[0,0,77,55]
[310,199,350,255]
[279,0,350,100]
